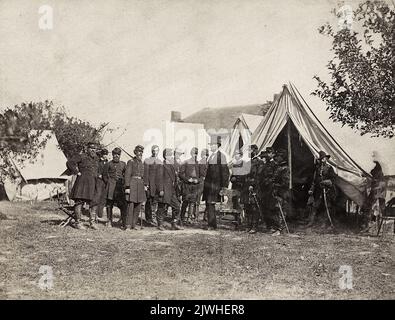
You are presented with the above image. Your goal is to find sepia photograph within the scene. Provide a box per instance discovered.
[0,0,394,305]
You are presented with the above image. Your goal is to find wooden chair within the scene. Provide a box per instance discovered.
[218,188,243,229]
[377,197,395,236]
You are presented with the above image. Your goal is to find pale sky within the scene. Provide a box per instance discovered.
[0,0,393,172]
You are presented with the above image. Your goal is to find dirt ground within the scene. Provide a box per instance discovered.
[0,201,393,300]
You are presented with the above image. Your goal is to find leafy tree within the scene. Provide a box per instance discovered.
[313,0,394,138]
[0,101,109,178]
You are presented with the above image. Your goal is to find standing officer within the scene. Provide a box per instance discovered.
[241,144,263,234]
[156,148,183,230]
[144,145,162,226]
[93,148,109,220]
[102,147,126,227]
[179,147,202,224]
[272,149,290,236]
[124,145,146,230]
[66,142,100,230]
[307,151,337,227]
[202,136,229,230]
[259,147,277,232]
[198,148,209,221]
[229,149,248,210]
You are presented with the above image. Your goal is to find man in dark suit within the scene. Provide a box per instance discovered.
[102,147,126,227]
[202,136,230,230]
[156,148,183,231]
[124,145,146,231]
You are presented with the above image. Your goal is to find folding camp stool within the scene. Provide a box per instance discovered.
[377,197,395,237]
[58,205,77,228]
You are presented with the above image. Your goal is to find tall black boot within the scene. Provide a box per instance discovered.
[106,206,113,227]
[74,203,86,230]
[180,201,188,224]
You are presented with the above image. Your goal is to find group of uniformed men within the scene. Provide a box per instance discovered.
[66,137,336,235]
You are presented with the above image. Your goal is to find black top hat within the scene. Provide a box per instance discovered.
[208,135,222,146]
[318,150,330,160]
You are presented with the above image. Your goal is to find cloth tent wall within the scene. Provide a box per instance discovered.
[252,83,369,207]
[222,113,264,160]
[4,130,69,201]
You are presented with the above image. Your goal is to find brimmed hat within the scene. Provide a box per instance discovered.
[190,147,198,155]
[112,147,121,155]
[174,147,184,154]
[318,150,330,160]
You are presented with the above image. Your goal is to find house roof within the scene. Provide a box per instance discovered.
[181,103,270,130]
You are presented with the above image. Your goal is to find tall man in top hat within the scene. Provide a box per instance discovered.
[102,147,126,227]
[156,148,183,231]
[144,145,162,226]
[124,145,146,230]
[66,142,100,230]
[202,136,230,230]
[308,150,337,227]
[179,147,203,223]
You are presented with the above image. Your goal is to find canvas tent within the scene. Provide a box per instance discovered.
[252,83,370,207]
[223,113,264,159]
[1,131,69,201]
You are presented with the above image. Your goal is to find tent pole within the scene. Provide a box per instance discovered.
[287,117,294,216]
[287,117,292,190]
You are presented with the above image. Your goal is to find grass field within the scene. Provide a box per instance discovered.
[0,201,393,299]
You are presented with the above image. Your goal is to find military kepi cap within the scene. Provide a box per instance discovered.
[134,145,144,152]
[112,147,122,155]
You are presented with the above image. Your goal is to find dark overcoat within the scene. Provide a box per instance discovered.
[125,157,146,203]
[67,153,99,201]
[240,157,263,204]
[202,150,230,203]
[103,160,126,201]
[143,156,162,197]
[156,160,178,205]
[91,159,107,206]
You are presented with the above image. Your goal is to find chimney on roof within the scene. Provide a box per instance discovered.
[171,111,182,122]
